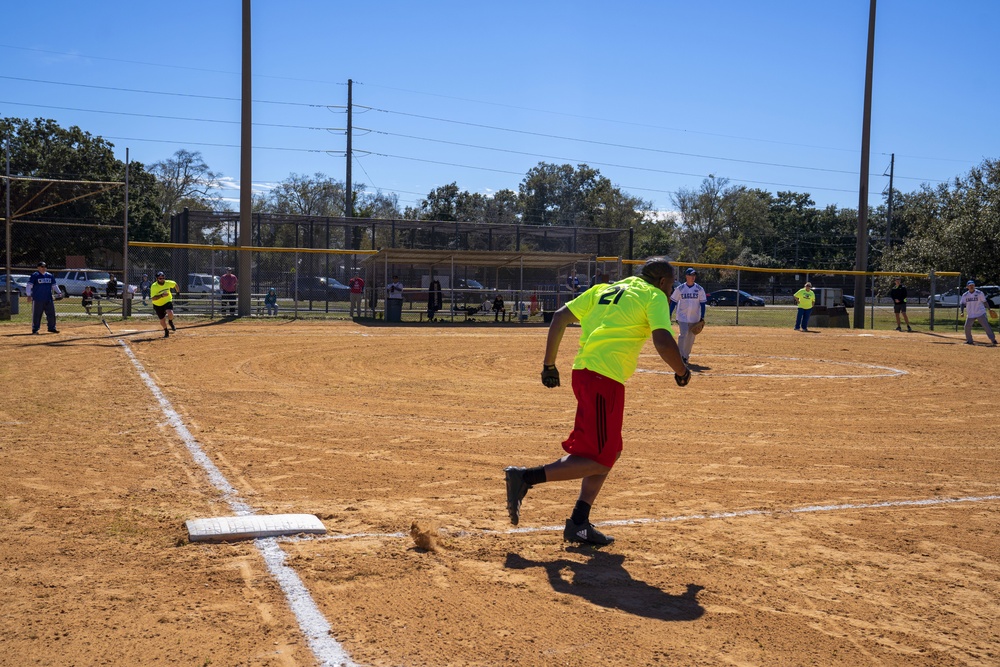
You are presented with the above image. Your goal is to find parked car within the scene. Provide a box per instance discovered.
[706,289,765,307]
[0,273,31,296]
[53,269,133,297]
[931,287,963,307]
[980,285,1000,308]
[187,273,221,294]
[296,277,349,301]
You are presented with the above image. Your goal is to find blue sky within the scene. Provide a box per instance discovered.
[2,1,998,214]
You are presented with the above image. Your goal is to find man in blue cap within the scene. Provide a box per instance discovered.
[959,280,997,346]
[26,261,61,334]
[669,268,707,364]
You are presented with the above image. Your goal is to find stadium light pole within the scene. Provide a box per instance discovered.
[238,0,252,317]
[853,0,877,328]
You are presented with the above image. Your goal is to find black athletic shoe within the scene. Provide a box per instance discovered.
[164,329,170,338]
[48,329,59,333]
[504,466,529,525]
[169,320,176,331]
[895,326,902,331]
[563,519,614,546]
[907,326,913,332]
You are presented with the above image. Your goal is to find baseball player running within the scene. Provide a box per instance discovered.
[669,267,707,364]
[504,256,691,546]
[959,280,997,346]
[150,271,179,338]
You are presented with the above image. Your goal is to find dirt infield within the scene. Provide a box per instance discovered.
[1,319,998,666]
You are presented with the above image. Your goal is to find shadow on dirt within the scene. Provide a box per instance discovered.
[504,549,704,621]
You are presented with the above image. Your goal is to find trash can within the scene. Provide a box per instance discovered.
[9,291,18,315]
[826,305,849,328]
[386,298,403,323]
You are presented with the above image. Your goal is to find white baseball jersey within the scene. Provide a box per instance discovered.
[670,282,707,323]
[960,289,989,319]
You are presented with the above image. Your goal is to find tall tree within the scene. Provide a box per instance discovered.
[1,116,163,267]
[148,149,222,222]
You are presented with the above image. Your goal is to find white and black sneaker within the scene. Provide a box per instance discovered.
[563,519,614,546]
[504,467,529,526]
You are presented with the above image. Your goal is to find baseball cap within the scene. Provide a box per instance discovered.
[156,271,165,277]
[37,261,46,267]
[685,268,697,275]
[967,280,976,285]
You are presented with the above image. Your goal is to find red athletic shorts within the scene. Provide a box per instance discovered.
[561,368,625,468]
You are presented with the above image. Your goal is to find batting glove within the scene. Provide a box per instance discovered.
[541,365,560,388]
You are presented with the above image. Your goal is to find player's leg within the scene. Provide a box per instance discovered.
[167,307,175,331]
[802,308,812,331]
[964,318,974,344]
[977,315,996,344]
[45,300,58,332]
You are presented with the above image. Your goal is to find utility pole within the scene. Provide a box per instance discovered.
[4,138,11,305]
[853,0,877,328]
[345,79,354,219]
[885,152,894,248]
[238,0,252,317]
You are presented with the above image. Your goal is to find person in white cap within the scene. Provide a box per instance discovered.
[959,280,997,346]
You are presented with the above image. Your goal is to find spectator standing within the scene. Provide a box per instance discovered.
[793,281,816,332]
[264,287,278,316]
[106,275,119,299]
[959,280,998,346]
[566,269,581,295]
[220,268,238,315]
[669,267,707,364]
[890,277,913,332]
[503,257,691,546]
[81,286,95,315]
[26,261,61,334]
[386,275,404,322]
[348,272,366,318]
[140,274,151,305]
[150,271,179,338]
[426,277,442,321]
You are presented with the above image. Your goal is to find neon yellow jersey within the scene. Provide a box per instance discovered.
[794,288,816,309]
[150,280,177,305]
[566,276,675,385]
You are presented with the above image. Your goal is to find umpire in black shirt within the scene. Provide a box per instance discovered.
[890,277,912,332]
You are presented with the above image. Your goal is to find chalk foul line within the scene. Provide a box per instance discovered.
[117,340,354,667]
[284,494,999,543]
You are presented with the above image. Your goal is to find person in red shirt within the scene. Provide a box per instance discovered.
[219,268,238,316]
[348,272,365,318]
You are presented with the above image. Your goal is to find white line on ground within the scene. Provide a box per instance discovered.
[283,494,1000,543]
[637,353,907,378]
[116,339,355,667]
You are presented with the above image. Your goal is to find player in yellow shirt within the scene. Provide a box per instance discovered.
[793,281,816,332]
[504,256,690,545]
[149,271,179,338]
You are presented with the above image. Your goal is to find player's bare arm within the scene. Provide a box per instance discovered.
[651,327,687,376]
[542,305,578,366]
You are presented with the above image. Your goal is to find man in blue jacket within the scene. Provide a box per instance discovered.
[27,261,61,334]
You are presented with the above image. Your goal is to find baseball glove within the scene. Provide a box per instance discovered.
[541,364,560,388]
[689,319,705,335]
[675,367,691,387]
[990,309,998,320]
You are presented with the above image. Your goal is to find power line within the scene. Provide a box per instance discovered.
[360,108,948,184]
[0,75,340,108]
[0,99,338,130]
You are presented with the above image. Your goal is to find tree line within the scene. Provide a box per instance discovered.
[2,117,997,282]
